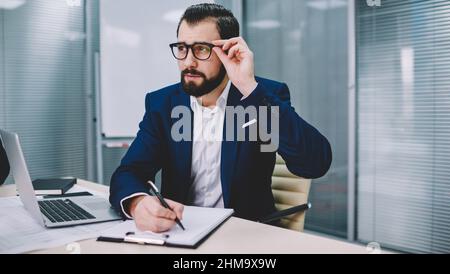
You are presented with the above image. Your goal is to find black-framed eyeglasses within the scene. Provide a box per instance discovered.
[169,42,216,61]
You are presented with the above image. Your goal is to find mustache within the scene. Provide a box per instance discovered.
[182,69,206,78]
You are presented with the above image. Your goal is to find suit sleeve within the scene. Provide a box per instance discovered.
[109,93,165,217]
[241,82,332,179]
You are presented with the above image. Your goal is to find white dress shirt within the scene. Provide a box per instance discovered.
[120,80,231,218]
[187,80,231,208]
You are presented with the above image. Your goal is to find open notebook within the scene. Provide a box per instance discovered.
[98,206,234,248]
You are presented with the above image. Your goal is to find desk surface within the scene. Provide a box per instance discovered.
[0,179,373,254]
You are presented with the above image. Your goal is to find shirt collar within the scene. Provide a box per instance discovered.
[190,80,231,111]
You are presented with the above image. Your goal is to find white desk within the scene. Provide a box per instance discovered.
[0,179,375,254]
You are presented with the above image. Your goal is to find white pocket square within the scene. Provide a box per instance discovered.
[242,119,257,129]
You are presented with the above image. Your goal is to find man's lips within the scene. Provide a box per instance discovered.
[184,73,203,79]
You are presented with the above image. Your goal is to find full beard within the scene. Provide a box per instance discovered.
[181,65,227,98]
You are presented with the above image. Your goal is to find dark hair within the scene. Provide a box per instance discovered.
[177,3,240,40]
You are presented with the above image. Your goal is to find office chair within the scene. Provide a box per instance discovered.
[271,154,312,232]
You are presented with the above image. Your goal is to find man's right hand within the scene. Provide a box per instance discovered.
[129,195,184,233]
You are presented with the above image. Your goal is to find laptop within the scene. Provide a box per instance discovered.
[0,129,121,228]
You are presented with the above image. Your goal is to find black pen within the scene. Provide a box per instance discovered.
[147,181,185,230]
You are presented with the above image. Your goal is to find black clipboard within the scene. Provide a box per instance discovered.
[97,208,234,249]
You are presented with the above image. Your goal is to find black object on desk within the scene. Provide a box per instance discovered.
[32,178,76,195]
[43,191,93,199]
[259,203,311,224]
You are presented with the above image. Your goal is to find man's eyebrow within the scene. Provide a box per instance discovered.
[177,41,213,44]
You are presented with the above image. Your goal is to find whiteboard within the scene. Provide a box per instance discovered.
[100,0,213,137]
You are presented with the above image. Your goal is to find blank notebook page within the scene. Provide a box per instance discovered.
[101,206,234,247]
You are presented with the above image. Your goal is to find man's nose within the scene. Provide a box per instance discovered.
[183,48,197,68]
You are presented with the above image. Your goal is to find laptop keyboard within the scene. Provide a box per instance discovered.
[38,199,96,223]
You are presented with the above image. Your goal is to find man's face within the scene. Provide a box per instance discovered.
[177,20,226,97]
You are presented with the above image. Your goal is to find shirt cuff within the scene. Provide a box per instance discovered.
[120,192,150,219]
[240,83,259,101]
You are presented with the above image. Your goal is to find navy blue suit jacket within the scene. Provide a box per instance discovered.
[110,77,332,221]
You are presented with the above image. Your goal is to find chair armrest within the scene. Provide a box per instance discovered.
[259,203,311,224]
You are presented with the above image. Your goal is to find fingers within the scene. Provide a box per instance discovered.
[212,37,248,50]
[227,44,245,60]
[166,199,184,220]
[221,39,236,51]
[145,198,177,220]
[212,37,251,63]
[153,217,176,232]
[214,44,246,64]
[211,39,225,46]
[136,211,175,232]
[133,196,184,233]
[212,46,231,65]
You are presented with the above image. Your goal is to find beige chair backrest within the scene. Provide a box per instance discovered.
[271,154,312,231]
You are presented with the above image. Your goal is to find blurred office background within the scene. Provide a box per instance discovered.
[0,0,449,253]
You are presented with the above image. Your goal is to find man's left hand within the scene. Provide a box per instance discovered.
[212,37,258,98]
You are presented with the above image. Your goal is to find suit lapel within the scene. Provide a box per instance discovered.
[173,84,193,194]
[221,83,243,207]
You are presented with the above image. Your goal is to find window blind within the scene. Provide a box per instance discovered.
[356,0,450,253]
[244,0,349,238]
[0,0,87,182]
